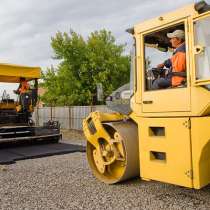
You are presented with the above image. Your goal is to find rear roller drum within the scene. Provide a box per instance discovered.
[86,121,139,184]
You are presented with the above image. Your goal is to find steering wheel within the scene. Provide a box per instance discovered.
[146,68,169,90]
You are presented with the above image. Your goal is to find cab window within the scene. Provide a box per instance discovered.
[143,23,186,91]
[194,16,210,81]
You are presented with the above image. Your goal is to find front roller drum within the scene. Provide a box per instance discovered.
[87,121,139,184]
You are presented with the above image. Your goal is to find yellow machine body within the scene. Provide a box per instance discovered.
[0,63,61,145]
[83,2,210,189]
[0,63,41,83]
[0,63,41,113]
[137,116,210,189]
[0,102,17,110]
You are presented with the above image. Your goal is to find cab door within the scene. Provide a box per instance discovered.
[141,19,191,113]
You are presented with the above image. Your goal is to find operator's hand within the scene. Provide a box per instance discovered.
[157,63,164,69]
[164,69,170,76]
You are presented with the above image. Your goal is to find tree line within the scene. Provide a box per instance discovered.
[41,29,130,106]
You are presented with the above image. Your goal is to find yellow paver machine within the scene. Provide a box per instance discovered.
[83,1,210,189]
[0,63,61,146]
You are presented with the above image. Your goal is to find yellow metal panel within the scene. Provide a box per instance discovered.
[131,85,210,117]
[138,117,193,188]
[191,87,210,116]
[142,88,191,113]
[191,117,210,189]
[83,112,126,148]
[0,63,41,83]
[134,4,197,34]
[134,34,142,104]
[0,102,17,110]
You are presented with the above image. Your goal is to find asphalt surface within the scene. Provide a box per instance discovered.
[0,142,85,164]
[1,142,210,210]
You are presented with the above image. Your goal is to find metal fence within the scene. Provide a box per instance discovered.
[33,106,112,130]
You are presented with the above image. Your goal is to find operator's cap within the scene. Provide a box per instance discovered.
[167,30,185,40]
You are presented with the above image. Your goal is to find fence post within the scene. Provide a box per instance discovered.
[50,106,52,121]
[90,105,94,113]
[36,107,39,126]
[69,106,72,130]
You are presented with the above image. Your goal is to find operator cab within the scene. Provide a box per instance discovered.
[0,64,40,126]
[131,1,210,115]
[144,23,186,90]
[140,19,190,113]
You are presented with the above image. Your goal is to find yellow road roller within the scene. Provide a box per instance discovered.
[83,1,210,189]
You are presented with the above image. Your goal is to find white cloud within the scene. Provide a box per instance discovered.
[0,0,194,67]
[0,0,198,97]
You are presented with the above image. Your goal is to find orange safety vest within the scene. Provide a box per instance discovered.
[171,49,186,87]
[164,43,186,87]
[19,81,30,94]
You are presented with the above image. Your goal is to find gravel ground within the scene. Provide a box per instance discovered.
[61,129,86,146]
[1,131,210,210]
[1,152,210,210]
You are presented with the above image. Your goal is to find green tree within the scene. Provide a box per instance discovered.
[41,29,130,106]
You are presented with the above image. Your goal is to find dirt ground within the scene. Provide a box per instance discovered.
[61,129,86,146]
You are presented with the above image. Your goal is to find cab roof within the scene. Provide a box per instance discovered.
[0,63,41,83]
[134,3,198,34]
